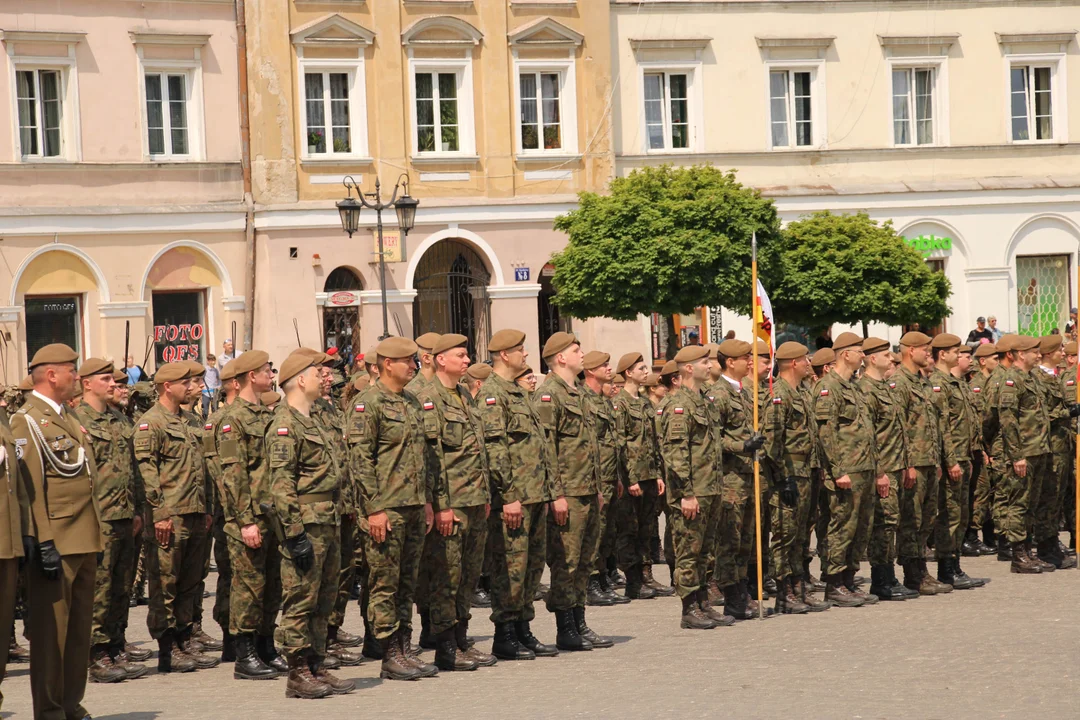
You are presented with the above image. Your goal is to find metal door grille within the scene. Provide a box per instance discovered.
[413,240,491,358]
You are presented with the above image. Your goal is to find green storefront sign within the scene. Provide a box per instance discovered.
[904,234,952,257]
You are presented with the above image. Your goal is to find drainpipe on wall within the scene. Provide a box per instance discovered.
[236,0,256,351]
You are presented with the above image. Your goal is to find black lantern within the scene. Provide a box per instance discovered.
[336,196,362,238]
[394,192,419,235]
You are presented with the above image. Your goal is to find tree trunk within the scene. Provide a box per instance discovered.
[861,320,869,338]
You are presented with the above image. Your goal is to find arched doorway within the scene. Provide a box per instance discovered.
[15,247,104,365]
[413,239,491,358]
[537,263,570,373]
[323,267,362,357]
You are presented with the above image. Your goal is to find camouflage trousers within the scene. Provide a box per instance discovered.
[824,472,874,576]
[1034,452,1068,543]
[1061,454,1077,535]
[329,513,356,629]
[897,465,939,563]
[210,514,231,632]
[768,476,811,582]
[192,517,217,627]
[715,471,755,589]
[276,523,339,661]
[669,494,722,599]
[546,494,601,612]
[867,471,901,567]
[227,520,282,637]
[489,501,546,624]
[147,513,208,639]
[934,460,972,560]
[615,479,660,570]
[364,506,426,640]
[91,519,137,647]
[593,482,618,575]
[969,462,995,532]
[807,474,827,561]
[999,454,1050,543]
[418,505,487,634]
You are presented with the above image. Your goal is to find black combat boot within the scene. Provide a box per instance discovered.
[722,583,754,621]
[554,609,592,652]
[997,536,1013,562]
[256,634,289,673]
[624,565,656,600]
[573,607,612,648]
[418,609,436,649]
[233,634,280,680]
[361,623,383,661]
[514,620,558,657]
[869,565,905,601]
[220,631,236,663]
[586,576,615,606]
[600,570,630,604]
[434,627,478,672]
[937,556,972,589]
[961,529,982,557]
[889,563,919,599]
[492,622,534,660]
[953,556,989,587]
[680,593,716,630]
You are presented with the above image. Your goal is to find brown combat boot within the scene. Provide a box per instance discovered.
[919,559,953,593]
[379,630,422,681]
[458,621,497,666]
[1010,542,1042,574]
[110,642,148,679]
[824,574,865,607]
[180,632,221,669]
[706,579,724,606]
[89,646,127,683]
[643,564,675,596]
[191,622,223,651]
[9,634,30,663]
[310,656,355,694]
[157,633,197,673]
[434,627,478,672]
[843,569,878,604]
[1027,542,1055,572]
[326,626,363,666]
[285,655,331,699]
[793,579,831,611]
[680,594,716,629]
[775,578,810,615]
[696,589,735,626]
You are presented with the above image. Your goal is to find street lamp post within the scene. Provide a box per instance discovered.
[337,173,419,340]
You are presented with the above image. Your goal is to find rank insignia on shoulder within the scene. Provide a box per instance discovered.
[674,407,684,414]
[40,419,48,427]
[541,395,552,402]
[772,397,782,405]
[139,423,149,430]
[15,438,26,447]
[932,386,941,392]
[222,424,232,433]
[355,403,365,412]
[204,423,213,431]
[277,427,289,436]
[485,397,496,405]
[819,389,829,396]
[1005,380,1015,387]
[423,401,435,410]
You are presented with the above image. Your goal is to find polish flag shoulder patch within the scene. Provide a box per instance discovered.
[932,386,941,392]
[819,389,829,397]
[138,423,149,431]
[1067,380,1076,387]
[485,397,497,406]
[222,424,232,433]
[674,407,684,415]
[541,394,552,402]
[204,423,213,431]
[355,403,365,413]
[707,395,715,403]
[656,408,664,416]
[973,387,981,393]
[772,397,782,405]
[277,427,289,436]
[422,401,435,411]
[888,382,896,389]
[1005,380,1015,387]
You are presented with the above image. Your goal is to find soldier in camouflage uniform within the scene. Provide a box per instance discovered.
[133,362,218,673]
[951,344,993,585]
[535,332,613,651]
[267,351,353,698]
[76,359,148,681]
[891,332,951,596]
[806,348,835,584]
[982,337,1019,561]
[349,337,436,682]
[415,334,495,672]
[405,333,441,395]
[1060,341,1078,553]
[966,343,1001,555]
[477,329,558,661]
[812,332,881,607]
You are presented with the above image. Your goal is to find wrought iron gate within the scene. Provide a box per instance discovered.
[413,240,491,358]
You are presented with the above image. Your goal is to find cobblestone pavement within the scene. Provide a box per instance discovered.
[3,541,1079,720]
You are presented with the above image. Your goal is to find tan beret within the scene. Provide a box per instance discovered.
[542,331,578,358]
[641,373,660,387]
[29,343,78,369]
[184,360,206,377]
[930,333,961,350]
[220,361,238,381]
[775,341,808,361]
[112,369,129,384]
[703,343,719,359]
[294,347,332,365]
[465,363,492,381]
[363,345,380,365]
[1065,341,1078,355]
[582,351,610,371]
[973,343,998,358]
[279,350,318,386]
[616,352,644,375]
[432,333,468,356]
[377,336,419,360]
[899,331,933,347]
[613,373,624,383]
[891,352,902,363]
[660,360,678,377]
[229,350,271,376]
[18,375,33,391]
[489,329,526,353]
[958,344,974,355]
[832,332,863,352]
[751,340,770,357]
[996,334,1018,352]
[862,337,890,355]
[1013,335,1040,352]
[352,374,371,392]
[154,362,190,384]
[810,348,835,367]
[718,339,751,357]
[260,391,281,406]
[78,357,114,378]
[514,365,534,381]
[1039,334,1063,354]
[415,333,442,353]
[673,345,709,363]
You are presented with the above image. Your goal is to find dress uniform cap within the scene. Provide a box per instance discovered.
[415,333,442,353]
[466,363,492,381]
[717,339,751,357]
[377,336,419,359]
[112,369,129,384]
[929,333,961,349]
[28,343,79,369]
[1064,341,1078,355]
[1039,334,1063,354]
[973,343,998,358]
[260,391,282,406]
[616,352,644,374]
[154,362,190,384]
[78,357,114,378]
[642,373,660,387]
[899,331,933,347]
[832,332,863,352]
[1013,335,1040,352]
[542,331,579,358]
[673,344,709,363]
[582,351,610,371]
[861,337,890,355]
[489,329,527,352]
[810,348,835,368]
[278,351,318,386]
[660,360,678,377]
[229,350,271,376]
[775,341,808,360]
[432,333,469,356]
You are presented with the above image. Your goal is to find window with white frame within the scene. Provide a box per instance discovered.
[304,70,355,155]
[644,72,690,151]
[892,67,935,145]
[519,71,562,151]
[414,70,465,154]
[1010,64,1055,141]
[144,71,191,157]
[16,69,64,158]
[769,69,815,148]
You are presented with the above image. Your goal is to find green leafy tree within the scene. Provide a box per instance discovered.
[550,165,781,325]
[771,211,951,332]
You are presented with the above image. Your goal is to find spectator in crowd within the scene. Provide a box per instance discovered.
[967,317,994,344]
[724,330,736,340]
[125,355,145,385]
[202,354,221,418]
[219,338,236,365]
[987,315,1003,342]
[1065,308,1078,340]
[814,328,833,349]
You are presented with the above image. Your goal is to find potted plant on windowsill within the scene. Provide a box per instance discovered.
[308,129,324,154]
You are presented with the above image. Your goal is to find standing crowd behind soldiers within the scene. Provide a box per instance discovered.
[0,325,1077,714]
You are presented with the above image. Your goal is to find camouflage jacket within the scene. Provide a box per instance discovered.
[707,377,757,476]
[266,402,341,537]
[406,372,433,395]
[890,365,943,469]
[813,371,878,478]
[313,396,353,515]
[956,374,984,454]
[477,372,554,508]
[969,370,993,418]
[348,380,432,515]
[857,375,908,474]
[216,397,274,540]
[981,365,1009,459]
[134,403,206,522]
[612,388,660,485]
[534,373,600,499]
[201,401,231,520]
[928,367,976,466]
[658,386,721,500]
[1032,367,1072,455]
[763,376,819,480]
[997,367,1050,463]
[417,379,490,510]
[77,401,141,521]
[581,384,622,490]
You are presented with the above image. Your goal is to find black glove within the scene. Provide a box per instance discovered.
[20,536,35,569]
[742,433,766,454]
[38,540,61,580]
[779,477,799,508]
[1069,404,1080,418]
[286,532,314,573]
